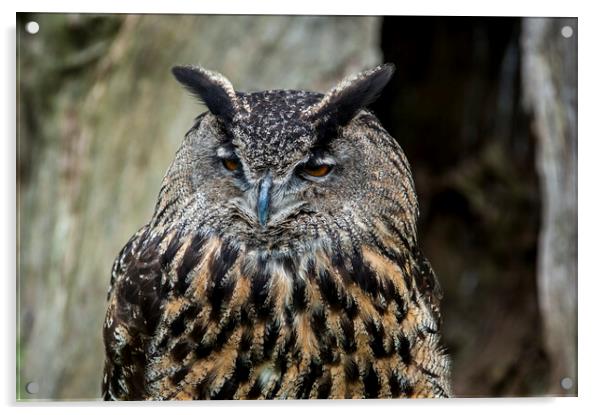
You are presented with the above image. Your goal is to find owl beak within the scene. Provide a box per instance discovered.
[257,173,272,227]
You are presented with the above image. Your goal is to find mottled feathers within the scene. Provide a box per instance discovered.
[102,64,451,400]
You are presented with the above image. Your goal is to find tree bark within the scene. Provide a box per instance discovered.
[521,17,577,395]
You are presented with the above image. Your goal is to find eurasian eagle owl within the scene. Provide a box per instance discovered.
[102,64,451,400]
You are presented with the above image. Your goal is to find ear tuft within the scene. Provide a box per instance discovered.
[304,63,395,128]
[172,65,239,124]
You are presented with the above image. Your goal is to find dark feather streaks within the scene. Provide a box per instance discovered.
[206,242,240,321]
[292,276,308,312]
[169,304,200,337]
[176,232,207,295]
[362,365,380,399]
[365,319,389,358]
[249,257,273,319]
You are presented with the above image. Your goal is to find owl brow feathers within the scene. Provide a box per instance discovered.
[302,63,396,135]
[172,65,248,125]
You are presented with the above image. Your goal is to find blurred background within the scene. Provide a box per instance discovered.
[16,14,577,400]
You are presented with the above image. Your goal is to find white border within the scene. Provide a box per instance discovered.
[3,1,599,414]
[5,0,584,16]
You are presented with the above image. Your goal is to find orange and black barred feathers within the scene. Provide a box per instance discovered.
[102,226,451,400]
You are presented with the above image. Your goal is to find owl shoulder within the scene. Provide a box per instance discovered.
[103,225,173,399]
[412,247,444,322]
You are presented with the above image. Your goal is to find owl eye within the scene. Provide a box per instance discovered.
[222,158,240,172]
[302,164,332,178]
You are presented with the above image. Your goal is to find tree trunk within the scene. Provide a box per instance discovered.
[521,17,577,395]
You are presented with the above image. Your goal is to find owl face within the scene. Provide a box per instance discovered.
[162,64,416,253]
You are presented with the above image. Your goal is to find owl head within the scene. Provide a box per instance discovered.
[156,64,418,254]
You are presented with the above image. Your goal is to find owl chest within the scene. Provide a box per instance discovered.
[145,263,430,399]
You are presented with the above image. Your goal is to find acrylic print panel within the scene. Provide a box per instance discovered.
[16,13,577,401]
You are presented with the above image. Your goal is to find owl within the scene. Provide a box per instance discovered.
[102,63,451,400]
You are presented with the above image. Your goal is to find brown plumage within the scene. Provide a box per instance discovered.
[102,64,451,400]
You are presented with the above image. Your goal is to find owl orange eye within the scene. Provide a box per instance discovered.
[303,164,332,177]
[222,158,240,172]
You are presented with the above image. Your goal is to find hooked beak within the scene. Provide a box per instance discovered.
[257,173,272,227]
